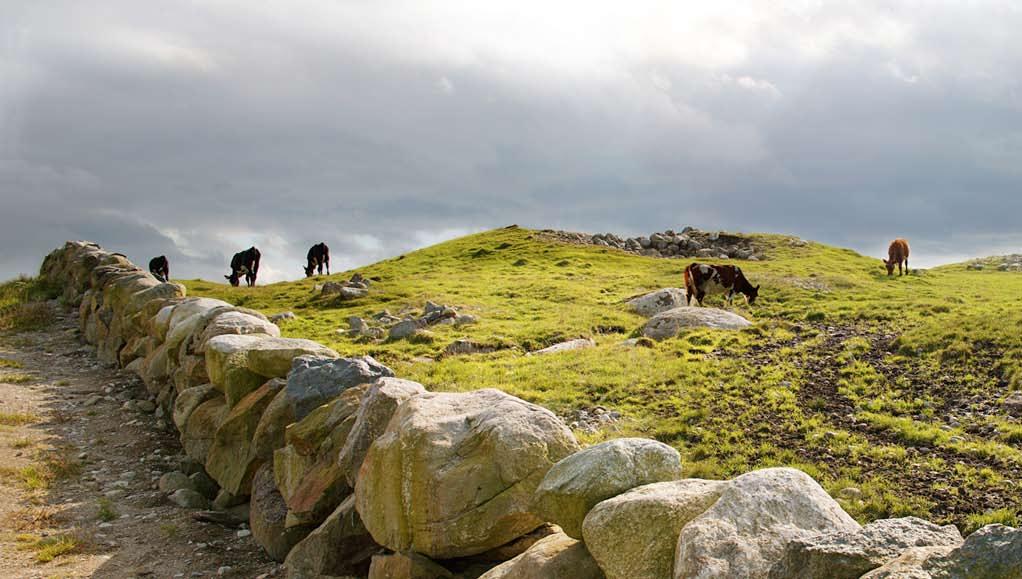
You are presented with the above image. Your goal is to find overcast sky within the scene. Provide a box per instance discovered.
[3,1,1022,282]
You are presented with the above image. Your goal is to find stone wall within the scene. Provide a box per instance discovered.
[539,227,767,260]
[39,241,1022,578]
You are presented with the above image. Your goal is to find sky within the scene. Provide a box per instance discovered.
[3,1,1022,283]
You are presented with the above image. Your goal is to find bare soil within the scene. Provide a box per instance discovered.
[0,304,279,578]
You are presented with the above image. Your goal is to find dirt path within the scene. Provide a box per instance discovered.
[0,304,278,578]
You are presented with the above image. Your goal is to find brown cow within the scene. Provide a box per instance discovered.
[684,263,759,307]
[883,238,910,276]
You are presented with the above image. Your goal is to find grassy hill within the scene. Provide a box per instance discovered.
[181,226,1022,531]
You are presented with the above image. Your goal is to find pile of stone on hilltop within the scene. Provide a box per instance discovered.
[346,301,478,341]
[540,227,768,260]
[966,254,1022,272]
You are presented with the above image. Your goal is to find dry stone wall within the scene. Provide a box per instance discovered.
[39,240,1022,578]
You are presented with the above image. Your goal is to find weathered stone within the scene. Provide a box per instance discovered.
[338,378,427,487]
[205,380,283,496]
[190,470,220,499]
[159,471,194,494]
[643,306,751,340]
[627,288,688,317]
[531,338,596,355]
[675,468,861,579]
[367,552,453,579]
[479,532,605,579]
[182,396,228,464]
[356,389,580,559]
[862,523,1022,578]
[388,319,421,340]
[244,337,338,379]
[284,460,350,527]
[284,495,381,578]
[769,516,963,579]
[248,385,294,467]
[197,310,280,349]
[173,384,219,431]
[534,438,682,539]
[205,334,270,407]
[583,479,727,579]
[443,339,498,356]
[250,463,311,562]
[286,355,393,420]
[169,488,211,509]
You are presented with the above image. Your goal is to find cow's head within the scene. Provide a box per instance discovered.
[304,263,315,277]
[226,272,241,287]
[746,284,760,305]
[883,258,895,276]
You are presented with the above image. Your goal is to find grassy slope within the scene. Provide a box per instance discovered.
[182,226,1022,530]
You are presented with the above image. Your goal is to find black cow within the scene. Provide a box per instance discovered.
[304,243,330,277]
[226,247,261,287]
[149,255,169,283]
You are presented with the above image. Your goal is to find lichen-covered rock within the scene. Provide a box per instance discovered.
[583,479,727,579]
[862,524,1022,579]
[286,355,394,420]
[244,337,338,379]
[368,552,454,579]
[478,532,605,579]
[248,385,294,467]
[197,310,279,345]
[769,516,963,579]
[627,288,687,317]
[534,438,682,539]
[181,395,228,464]
[530,338,596,355]
[338,378,426,486]
[205,379,283,496]
[675,468,861,579]
[283,460,350,527]
[250,463,312,562]
[284,495,381,578]
[205,334,271,406]
[356,389,580,559]
[643,307,751,340]
[173,384,218,431]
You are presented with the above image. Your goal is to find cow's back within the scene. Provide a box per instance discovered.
[889,238,910,261]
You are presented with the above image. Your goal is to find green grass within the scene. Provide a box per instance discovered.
[1,372,36,384]
[0,412,40,427]
[172,226,1022,529]
[16,532,82,563]
[0,276,58,332]
[0,358,23,368]
[96,498,117,522]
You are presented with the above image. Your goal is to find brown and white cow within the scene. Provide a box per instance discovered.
[684,263,760,307]
[883,238,910,276]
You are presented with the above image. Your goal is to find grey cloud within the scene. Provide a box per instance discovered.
[3,1,1022,280]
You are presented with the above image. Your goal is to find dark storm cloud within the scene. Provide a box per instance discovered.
[3,1,1022,281]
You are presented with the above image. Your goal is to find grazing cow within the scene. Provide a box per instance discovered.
[684,263,760,307]
[304,243,330,277]
[883,238,910,276]
[149,255,169,282]
[226,247,261,287]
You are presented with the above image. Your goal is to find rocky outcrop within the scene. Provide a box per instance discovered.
[675,468,861,578]
[539,227,765,260]
[533,438,682,539]
[530,338,596,355]
[583,479,727,579]
[286,355,394,420]
[643,306,751,339]
[356,389,580,558]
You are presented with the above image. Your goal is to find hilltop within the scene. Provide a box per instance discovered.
[174,226,1022,530]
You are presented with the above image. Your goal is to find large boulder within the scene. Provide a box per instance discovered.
[627,288,687,317]
[173,383,219,430]
[248,385,295,467]
[205,334,271,407]
[862,524,1022,578]
[769,516,963,578]
[643,307,751,340]
[250,463,313,562]
[196,310,280,348]
[338,378,427,487]
[534,438,682,539]
[674,468,861,579]
[286,355,394,420]
[244,337,339,379]
[356,389,580,559]
[478,532,605,579]
[284,495,382,578]
[583,479,727,579]
[204,379,283,496]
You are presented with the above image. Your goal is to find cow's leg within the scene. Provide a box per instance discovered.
[696,291,705,306]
